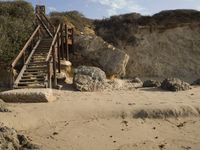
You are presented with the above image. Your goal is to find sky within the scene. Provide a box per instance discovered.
[27,0,200,19]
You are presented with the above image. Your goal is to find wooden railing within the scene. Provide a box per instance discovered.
[35,12,55,37]
[46,24,61,88]
[10,25,42,87]
[45,23,74,88]
[40,12,55,33]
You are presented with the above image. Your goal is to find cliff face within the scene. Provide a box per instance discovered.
[94,10,200,80]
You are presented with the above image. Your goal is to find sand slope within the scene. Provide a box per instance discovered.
[0,87,200,149]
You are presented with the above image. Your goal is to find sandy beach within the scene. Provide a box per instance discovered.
[0,87,200,150]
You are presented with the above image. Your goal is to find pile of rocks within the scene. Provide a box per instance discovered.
[161,78,191,91]
[0,124,39,150]
[143,80,161,88]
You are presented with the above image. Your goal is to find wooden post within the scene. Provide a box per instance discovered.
[47,61,52,88]
[57,33,61,73]
[10,67,14,89]
[23,52,26,65]
[52,45,57,87]
[71,28,74,54]
[65,24,69,60]
[60,24,64,60]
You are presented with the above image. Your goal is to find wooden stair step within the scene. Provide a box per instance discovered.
[20,78,45,82]
[29,61,46,64]
[15,85,46,89]
[25,69,46,72]
[18,81,45,85]
[28,65,47,67]
[27,66,46,69]
[23,72,46,76]
[22,76,45,79]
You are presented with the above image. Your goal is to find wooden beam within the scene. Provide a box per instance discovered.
[65,24,69,60]
[60,24,64,60]
[11,25,41,68]
[57,33,61,73]
[52,45,57,87]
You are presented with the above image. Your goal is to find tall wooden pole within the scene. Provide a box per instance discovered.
[65,24,69,60]
[60,24,64,60]
[52,45,57,87]
[57,33,61,73]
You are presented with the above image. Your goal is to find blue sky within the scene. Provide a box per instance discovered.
[27,0,200,19]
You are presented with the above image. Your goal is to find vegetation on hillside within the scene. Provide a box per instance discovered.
[0,1,34,64]
[94,9,200,47]
[49,11,94,34]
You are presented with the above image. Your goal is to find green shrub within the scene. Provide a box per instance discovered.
[0,0,34,64]
[50,11,94,33]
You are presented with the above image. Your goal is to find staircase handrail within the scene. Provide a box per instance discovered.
[40,12,55,33]
[46,24,61,62]
[11,25,41,68]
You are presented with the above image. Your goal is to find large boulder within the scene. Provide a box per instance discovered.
[73,66,106,91]
[143,80,161,87]
[73,35,129,77]
[161,78,191,91]
[0,125,39,150]
[192,79,200,85]
[0,89,55,103]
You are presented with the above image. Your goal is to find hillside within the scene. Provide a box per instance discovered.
[94,10,200,80]
[0,1,34,87]
[49,11,94,35]
[0,1,34,63]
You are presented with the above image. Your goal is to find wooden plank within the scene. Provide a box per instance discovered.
[14,40,41,87]
[46,24,61,62]
[11,25,41,68]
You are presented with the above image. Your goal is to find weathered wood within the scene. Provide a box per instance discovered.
[57,33,61,73]
[46,24,61,62]
[14,40,41,87]
[52,45,57,87]
[40,13,55,33]
[65,24,69,60]
[71,28,74,54]
[47,60,52,88]
[11,25,41,68]
[36,14,53,37]
[60,24,64,60]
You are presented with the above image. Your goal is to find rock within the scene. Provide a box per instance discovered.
[161,78,191,91]
[105,79,136,91]
[74,35,129,77]
[191,79,200,85]
[56,72,66,83]
[0,125,39,150]
[73,66,106,91]
[0,89,55,103]
[143,80,161,87]
[60,60,72,77]
[0,99,10,112]
[130,77,143,88]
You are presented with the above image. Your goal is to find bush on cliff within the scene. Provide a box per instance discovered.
[0,1,34,64]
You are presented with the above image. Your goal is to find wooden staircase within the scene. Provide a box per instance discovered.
[14,38,52,88]
[10,5,74,89]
